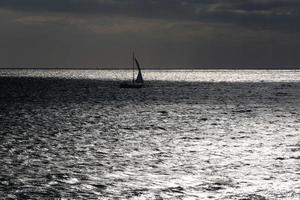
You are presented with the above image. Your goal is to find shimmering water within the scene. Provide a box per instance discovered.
[0,70,300,199]
[1,69,300,82]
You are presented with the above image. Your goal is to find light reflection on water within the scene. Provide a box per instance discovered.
[0,70,300,199]
[1,69,300,82]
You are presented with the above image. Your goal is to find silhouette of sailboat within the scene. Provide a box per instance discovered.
[120,52,144,88]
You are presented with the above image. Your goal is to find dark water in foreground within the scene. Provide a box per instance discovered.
[0,70,300,199]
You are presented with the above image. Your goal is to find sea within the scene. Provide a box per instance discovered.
[0,69,300,200]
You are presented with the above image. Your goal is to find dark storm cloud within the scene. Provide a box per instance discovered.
[209,0,300,31]
[1,0,300,68]
[0,0,203,20]
[0,0,300,31]
[229,0,300,12]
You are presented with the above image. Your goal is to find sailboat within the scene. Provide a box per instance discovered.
[119,52,144,88]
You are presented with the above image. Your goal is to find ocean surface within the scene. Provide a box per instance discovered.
[0,69,299,200]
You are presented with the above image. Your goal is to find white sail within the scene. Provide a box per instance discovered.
[119,53,144,88]
[134,58,144,84]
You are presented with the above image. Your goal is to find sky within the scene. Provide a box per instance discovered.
[0,0,300,69]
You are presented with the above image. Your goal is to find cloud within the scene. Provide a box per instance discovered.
[0,1,300,68]
[0,0,299,31]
